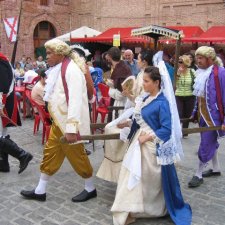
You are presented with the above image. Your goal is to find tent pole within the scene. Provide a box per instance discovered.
[154,37,158,50]
[173,36,181,88]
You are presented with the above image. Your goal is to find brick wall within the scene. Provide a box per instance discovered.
[1,0,225,60]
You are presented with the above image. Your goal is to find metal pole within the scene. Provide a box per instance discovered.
[11,0,23,66]
[154,37,158,51]
[173,36,181,88]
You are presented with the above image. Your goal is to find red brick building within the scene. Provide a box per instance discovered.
[1,0,225,60]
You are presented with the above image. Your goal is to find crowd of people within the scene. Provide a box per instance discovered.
[1,39,225,225]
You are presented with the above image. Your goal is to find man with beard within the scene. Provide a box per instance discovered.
[188,46,225,188]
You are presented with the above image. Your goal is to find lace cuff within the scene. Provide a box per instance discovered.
[156,139,181,165]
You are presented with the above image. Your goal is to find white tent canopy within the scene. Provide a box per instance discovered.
[55,26,101,42]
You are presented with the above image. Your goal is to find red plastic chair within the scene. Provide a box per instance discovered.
[15,76,40,118]
[98,83,109,99]
[96,83,110,123]
[25,89,41,135]
[33,101,51,144]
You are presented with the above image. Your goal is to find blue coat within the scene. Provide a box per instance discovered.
[141,93,171,142]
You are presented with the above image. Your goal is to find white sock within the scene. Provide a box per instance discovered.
[212,151,220,172]
[84,177,95,192]
[195,161,205,179]
[35,173,50,194]
[0,127,8,137]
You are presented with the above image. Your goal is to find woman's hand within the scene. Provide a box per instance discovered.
[138,131,154,145]
[106,79,114,88]
[117,120,130,129]
[122,89,130,97]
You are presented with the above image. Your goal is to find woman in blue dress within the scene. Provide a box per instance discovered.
[111,66,192,225]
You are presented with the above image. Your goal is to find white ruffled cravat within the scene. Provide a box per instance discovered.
[193,65,213,97]
[43,63,62,102]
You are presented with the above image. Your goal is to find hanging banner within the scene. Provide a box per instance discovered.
[113,34,120,46]
[3,17,18,43]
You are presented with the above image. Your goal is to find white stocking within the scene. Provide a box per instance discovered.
[84,177,95,192]
[212,151,220,172]
[35,173,50,194]
[195,161,205,178]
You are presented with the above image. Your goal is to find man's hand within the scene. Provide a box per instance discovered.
[221,124,225,131]
[189,115,198,123]
[0,108,5,117]
[65,133,78,143]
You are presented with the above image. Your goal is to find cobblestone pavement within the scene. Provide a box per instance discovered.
[1,118,225,225]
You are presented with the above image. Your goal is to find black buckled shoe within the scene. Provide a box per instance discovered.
[202,169,221,177]
[188,176,203,188]
[20,189,46,201]
[72,189,97,202]
[18,153,33,174]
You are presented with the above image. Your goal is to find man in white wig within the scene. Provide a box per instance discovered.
[20,39,96,202]
[188,46,225,188]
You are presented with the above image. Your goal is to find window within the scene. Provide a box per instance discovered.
[40,0,48,6]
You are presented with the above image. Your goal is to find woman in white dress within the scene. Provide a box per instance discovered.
[111,66,192,225]
[96,49,155,183]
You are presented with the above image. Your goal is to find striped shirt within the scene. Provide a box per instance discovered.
[175,69,195,96]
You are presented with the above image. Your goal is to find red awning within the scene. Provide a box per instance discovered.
[184,26,225,43]
[70,27,151,43]
[159,26,204,43]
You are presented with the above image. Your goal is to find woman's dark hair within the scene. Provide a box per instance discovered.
[144,66,161,88]
[37,68,47,78]
[139,49,155,66]
[101,51,111,72]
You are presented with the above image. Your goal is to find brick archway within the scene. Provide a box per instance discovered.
[33,21,56,49]
[24,14,63,58]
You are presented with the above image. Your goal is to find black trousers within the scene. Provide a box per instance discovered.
[176,95,196,129]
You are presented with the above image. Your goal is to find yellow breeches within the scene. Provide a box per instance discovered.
[40,123,93,178]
